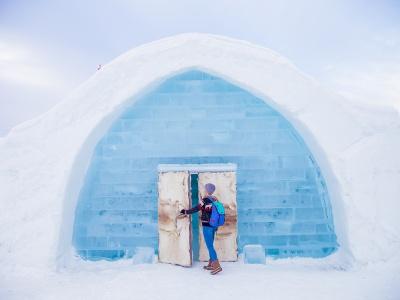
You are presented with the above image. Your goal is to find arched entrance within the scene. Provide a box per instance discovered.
[72,69,338,261]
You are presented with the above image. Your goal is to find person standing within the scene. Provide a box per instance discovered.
[180,183,222,275]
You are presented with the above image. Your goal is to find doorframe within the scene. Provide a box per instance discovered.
[158,163,237,174]
[157,163,238,264]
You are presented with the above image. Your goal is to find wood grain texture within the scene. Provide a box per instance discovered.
[198,171,238,261]
[158,171,192,266]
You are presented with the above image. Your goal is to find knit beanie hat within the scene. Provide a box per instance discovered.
[205,183,216,194]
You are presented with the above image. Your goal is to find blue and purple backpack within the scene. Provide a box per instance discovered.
[209,198,225,228]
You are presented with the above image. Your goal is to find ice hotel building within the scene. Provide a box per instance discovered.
[1,34,399,269]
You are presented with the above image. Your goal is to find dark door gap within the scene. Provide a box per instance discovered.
[190,173,200,261]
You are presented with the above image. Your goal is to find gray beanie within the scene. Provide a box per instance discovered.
[205,183,216,194]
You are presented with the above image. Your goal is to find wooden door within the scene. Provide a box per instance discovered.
[198,171,238,261]
[158,171,192,266]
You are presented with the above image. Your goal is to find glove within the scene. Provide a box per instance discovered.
[180,209,186,215]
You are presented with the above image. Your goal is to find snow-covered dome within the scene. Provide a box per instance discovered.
[1,33,399,271]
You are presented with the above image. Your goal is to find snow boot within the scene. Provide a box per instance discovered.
[203,259,213,270]
[210,260,222,275]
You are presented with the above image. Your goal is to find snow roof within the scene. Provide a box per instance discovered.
[0,33,399,272]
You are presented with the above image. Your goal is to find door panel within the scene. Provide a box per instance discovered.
[198,171,237,261]
[158,171,192,266]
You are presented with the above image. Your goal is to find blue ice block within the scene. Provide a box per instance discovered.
[131,247,155,264]
[243,244,265,264]
[72,69,338,261]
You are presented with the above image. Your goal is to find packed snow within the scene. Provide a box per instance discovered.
[1,258,399,300]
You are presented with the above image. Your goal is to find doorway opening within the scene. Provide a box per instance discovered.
[157,163,238,267]
[190,173,200,261]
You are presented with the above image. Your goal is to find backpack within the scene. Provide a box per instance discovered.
[209,199,225,228]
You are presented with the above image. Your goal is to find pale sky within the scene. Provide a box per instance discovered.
[1,0,399,136]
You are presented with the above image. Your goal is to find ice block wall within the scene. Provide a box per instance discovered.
[72,70,338,260]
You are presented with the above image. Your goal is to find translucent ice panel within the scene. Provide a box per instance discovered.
[72,69,338,261]
[243,244,266,264]
[131,247,155,264]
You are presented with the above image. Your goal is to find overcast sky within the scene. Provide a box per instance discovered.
[1,0,399,136]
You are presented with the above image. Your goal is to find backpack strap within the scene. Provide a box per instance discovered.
[207,195,218,201]
[212,200,225,214]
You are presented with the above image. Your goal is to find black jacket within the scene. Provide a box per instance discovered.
[185,196,217,227]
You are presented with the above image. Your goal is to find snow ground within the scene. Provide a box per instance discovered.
[1,259,399,300]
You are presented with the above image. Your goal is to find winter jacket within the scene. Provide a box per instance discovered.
[184,195,217,227]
